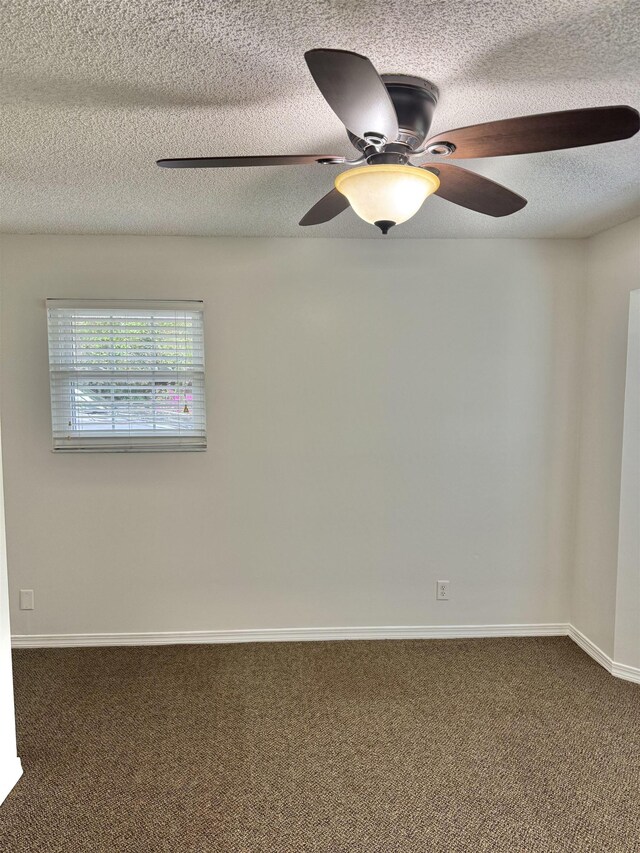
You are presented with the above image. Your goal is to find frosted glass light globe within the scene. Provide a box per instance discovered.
[334,164,439,232]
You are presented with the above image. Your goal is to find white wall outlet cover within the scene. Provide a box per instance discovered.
[436,581,450,601]
[19,589,34,610]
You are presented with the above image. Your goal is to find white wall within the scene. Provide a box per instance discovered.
[615,290,640,670]
[0,235,584,638]
[0,280,22,802]
[573,217,640,661]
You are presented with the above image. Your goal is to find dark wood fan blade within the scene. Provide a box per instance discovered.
[157,155,346,168]
[299,188,350,226]
[425,106,640,159]
[423,163,527,217]
[305,49,398,142]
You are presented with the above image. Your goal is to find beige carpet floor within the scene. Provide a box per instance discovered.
[0,637,638,852]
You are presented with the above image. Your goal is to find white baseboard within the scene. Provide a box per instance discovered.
[12,622,569,649]
[11,623,639,684]
[567,625,614,673]
[568,625,640,685]
[611,661,640,684]
[0,757,23,806]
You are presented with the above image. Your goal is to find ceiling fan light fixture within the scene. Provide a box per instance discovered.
[334,164,440,231]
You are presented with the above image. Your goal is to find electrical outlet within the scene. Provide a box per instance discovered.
[19,589,34,610]
[436,580,450,601]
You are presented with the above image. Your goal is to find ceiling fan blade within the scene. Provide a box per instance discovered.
[299,188,350,226]
[423,163,527,217]
[157,154,346,169]
[305,49,399,142]
[425,106,640,159]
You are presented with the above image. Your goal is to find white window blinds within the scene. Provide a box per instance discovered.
[47,300,206,452]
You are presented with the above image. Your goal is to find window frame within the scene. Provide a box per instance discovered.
[46,298,207,453]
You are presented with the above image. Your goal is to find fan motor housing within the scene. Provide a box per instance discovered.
[347,75,439,152]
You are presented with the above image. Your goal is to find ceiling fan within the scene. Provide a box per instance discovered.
[157,49,640,234]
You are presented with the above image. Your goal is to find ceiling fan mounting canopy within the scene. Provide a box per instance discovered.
[346,74,440,153]
[156,47,639,234]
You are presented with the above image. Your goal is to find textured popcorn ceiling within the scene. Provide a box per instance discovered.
[2,0,639,238]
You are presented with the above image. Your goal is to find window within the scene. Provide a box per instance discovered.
[47,300,206,452]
